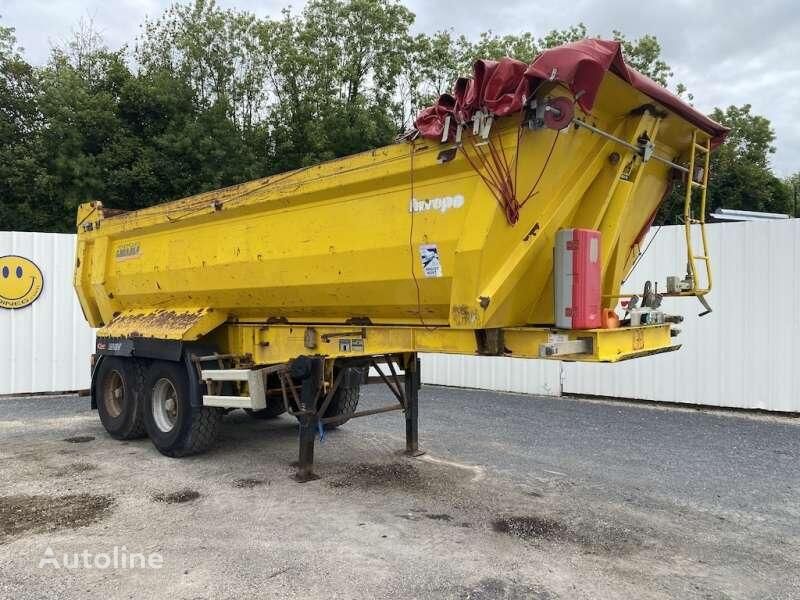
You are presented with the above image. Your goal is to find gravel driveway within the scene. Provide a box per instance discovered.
[1,386,798,599]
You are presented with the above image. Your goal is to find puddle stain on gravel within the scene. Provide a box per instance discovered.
[328,463,426,490]
[151,489,201,504]
[492,515,641,555]
[457,577,557,600]
[0,494,114,543]
[63,436,95,443]
[232,478,267,489]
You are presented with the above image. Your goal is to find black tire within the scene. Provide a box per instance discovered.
[142,360,221,458]
[322,382,360,430]
[95,356,147,440]
[244,400,286,420]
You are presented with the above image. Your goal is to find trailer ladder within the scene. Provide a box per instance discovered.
[682,130,713,300]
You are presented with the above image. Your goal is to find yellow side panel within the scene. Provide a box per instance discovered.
[74,70,703,342]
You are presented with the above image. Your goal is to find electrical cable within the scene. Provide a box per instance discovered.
[407,141,440,332]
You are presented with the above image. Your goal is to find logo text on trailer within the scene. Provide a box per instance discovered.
[408,194,465,214]
[115,242,141,261]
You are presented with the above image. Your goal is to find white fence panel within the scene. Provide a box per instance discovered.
[421,353,561,396]
[563,220,800,411]
[0,232,95,395]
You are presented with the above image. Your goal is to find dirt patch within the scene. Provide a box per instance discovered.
[328,462,424,490]
[456,577,557,600]
[63,436,95,443]
[232,478,267,489]
[52,462,98,477]
[426,513,453,522]
[493,516,567,540]
[492,515,641,555]
[151,489,201,504]
[0,494,114,543]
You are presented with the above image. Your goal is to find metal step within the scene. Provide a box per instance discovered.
[201,367,267,410]
[200,369,250,381]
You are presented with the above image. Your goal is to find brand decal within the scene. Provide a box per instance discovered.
[115,242,141,261]
[408,194,465,214]
[96,341,122,352]
[0,255,44,309]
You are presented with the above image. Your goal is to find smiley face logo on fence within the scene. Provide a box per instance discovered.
[0,255,44,309]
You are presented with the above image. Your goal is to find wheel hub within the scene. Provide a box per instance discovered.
[152,378,179,433]
[103,370,125,418]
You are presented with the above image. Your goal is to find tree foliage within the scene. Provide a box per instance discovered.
[656,104,791,224]
[0,3,793,232]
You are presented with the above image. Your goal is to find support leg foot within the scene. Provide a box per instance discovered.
[404,448,426,457]
[293,415,319,482]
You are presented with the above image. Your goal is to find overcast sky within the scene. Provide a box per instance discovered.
[2,0,798,176]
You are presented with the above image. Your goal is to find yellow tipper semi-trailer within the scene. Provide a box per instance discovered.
[74,40,728,480]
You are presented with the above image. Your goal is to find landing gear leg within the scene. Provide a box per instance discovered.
[292,357,323,483]
[294,413,319,482]
[404,354,425,457]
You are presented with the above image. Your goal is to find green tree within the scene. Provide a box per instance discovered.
[538,23,588,49]
[706,104,791,216]
[261,0,413,167]
[786,172,800,218]
[612,31,672,86]
[1,5,794,233]
[137,0,271,132]
[657,104,791,224]
[406,22,686,121]
[0,19,44,231]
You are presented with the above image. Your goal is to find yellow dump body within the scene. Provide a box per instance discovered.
[74,72,712,363]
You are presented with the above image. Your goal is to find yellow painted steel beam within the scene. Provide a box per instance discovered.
[210,322,677,365]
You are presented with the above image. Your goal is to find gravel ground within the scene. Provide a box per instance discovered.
[1,386,799,599]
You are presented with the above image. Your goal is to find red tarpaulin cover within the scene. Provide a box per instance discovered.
[414,39,728,145]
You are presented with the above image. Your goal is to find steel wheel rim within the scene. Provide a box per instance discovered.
[102,370,125,418]
[152,378,179,433]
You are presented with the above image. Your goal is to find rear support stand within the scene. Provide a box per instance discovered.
[404,355,425,457]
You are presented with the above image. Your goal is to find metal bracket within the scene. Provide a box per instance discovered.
[539,338,592,358]
[321,328,366,343]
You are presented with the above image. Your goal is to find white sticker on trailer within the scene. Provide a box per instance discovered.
[419,244,443,277]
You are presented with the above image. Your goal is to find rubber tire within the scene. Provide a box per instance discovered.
[142,360,221,458]
[95,356,147,440]
[244,401,287,420]
[322,383,360,430]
